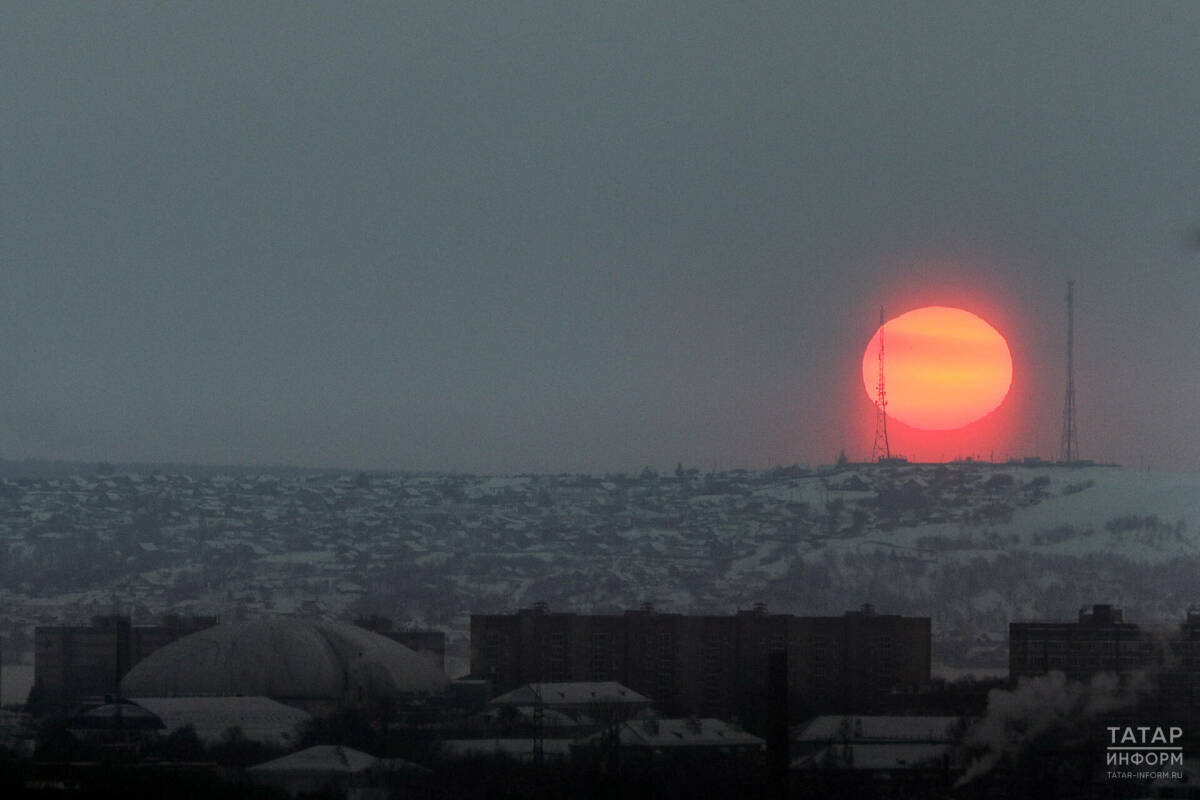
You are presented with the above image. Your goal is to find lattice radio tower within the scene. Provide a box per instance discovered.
[1060,280,1079,463]
[872,306,891,462]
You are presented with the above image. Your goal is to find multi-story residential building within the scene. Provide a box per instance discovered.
[471,603,930,730]
[1010,603,1200,723]
[33,614,217,711]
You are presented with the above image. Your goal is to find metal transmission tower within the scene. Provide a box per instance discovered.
[872,306,891,461]
[1060,280,1079,463]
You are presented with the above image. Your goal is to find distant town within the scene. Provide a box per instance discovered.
[3,459,1200,796]
[0,459,1193,680]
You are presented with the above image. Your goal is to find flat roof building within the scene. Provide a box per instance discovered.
[1009,604,1147,682]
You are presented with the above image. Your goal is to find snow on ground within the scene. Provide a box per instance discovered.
[5,462,1200,674]
[1019,469,1200,528]
[931,663,1007,681]
[259,549,336,564]
[805,467,1200,566]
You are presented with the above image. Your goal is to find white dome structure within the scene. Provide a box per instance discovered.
[119,618,448,707]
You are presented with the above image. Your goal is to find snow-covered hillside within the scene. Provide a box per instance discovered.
[1,463,1198,674]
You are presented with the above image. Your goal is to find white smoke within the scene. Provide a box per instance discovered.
[956,670,1150,787]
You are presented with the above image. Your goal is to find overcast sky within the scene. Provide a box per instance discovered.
[3,3,1198,473]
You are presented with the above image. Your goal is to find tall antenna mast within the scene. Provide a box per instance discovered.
[1060,280,1079,463]
[872,306,891,462]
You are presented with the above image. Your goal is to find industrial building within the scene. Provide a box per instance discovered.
[470,604,930,729]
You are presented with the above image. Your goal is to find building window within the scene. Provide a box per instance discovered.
[590,633,612,680]
[655,633,675,699]
[702,633,727,708]
[548,632,569,681]
[484,632,502,673]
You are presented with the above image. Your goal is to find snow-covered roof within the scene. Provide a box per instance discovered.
[483,705,590,728]
[795,716,962,743]
[130,696,309,745]
[589,718,764,749]
[792,742,952,771]
[376,757,433,774]
[248,744,377,774]
[489,681,650,708]
[120,618,449,701]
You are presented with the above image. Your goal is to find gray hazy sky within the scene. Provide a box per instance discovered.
[3,3,1199,473]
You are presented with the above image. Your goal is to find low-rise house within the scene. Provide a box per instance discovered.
[572,717,764,761]
[790,715,968,795]
[247,744,380,798]
[485,681,652,736]
[436,738,573,763]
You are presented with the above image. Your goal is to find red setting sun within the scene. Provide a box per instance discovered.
[861,306,1013,430]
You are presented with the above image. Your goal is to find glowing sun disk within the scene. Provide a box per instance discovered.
[862,306,1013,430]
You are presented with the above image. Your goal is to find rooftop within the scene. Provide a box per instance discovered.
[489,681,651,708]
[592,718,765,749]
[795,715,963,744]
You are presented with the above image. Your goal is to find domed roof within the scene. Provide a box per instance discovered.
[119,618,448,702]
